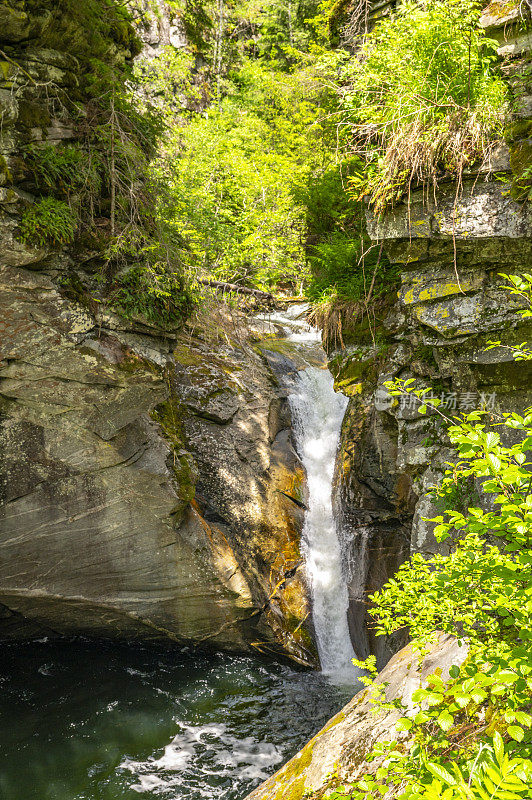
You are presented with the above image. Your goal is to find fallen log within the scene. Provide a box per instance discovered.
[198,278,275,301]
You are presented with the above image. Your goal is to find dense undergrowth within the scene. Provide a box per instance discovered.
[337,0,509,213]
[18,0,514,332]
[17,0,193,325]
[140,0,510,332]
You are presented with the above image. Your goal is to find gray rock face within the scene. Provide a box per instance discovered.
[0,262,315,663]
[245,635,468,800]
[336,217,532,669]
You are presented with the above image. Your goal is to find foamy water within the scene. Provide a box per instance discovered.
[263,308,359,682]
[288,367,356,678]
[122,722,283,796]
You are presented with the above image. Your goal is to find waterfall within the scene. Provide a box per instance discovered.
[262,307,357,679]
[288,367,356,677]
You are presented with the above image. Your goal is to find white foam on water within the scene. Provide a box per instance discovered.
[120,722,283,796]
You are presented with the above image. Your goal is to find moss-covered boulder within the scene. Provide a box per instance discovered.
[245,636,467,800]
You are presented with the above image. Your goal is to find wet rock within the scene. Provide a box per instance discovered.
[245,635,468,800]
[169,333,316,665]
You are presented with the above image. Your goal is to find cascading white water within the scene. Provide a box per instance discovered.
[262,307,357,679]
[289,367,356,677]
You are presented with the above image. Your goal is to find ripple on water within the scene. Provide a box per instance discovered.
[0,639,356,800]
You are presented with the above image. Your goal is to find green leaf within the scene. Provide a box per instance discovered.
[425,762,456,785]
[437,710,454,732]
[454,691,470,708]
[507,725,524,742]
[470,687,487,704]
[395,717,413,732]
[426,692,444,707]
[449,665,460,679]
[487,453,502,472]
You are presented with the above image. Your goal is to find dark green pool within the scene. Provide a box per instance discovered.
[0,639,354,800]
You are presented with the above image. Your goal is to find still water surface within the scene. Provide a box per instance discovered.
[0,639,353,800]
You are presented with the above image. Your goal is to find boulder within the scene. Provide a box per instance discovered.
[245,635,468,800]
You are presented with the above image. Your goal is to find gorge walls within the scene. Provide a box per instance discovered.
[1,0,530,678]
[331,0,532,669]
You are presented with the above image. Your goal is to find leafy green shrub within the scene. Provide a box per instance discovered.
[156,58,329,293]
[305,233,390,303]
[19,198,77,247]
[338,0,509,212]
[110,262,194,326]
[433,472,479,514]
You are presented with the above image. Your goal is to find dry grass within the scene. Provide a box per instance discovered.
[308,296,365,349]
[354,110,504,213]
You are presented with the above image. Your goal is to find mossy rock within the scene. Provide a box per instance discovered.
[17,99,51,131]
[506,120,532,142]
[152,398,198,505]
[483,0,518,21]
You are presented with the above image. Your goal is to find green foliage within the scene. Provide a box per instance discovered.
[24,144,103,210]
[133,46,202,118]
[297,162,373,303]
[15,2,193,331]
[20,95,167,269]
[19,197,77,247]
[433,472,479,515]
[156,58,332,292]
[328,278,532,799]
[335,0,508,212]
[110,261,194,326]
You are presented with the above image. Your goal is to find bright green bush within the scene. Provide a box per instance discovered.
[155,58,332,293]
[338,0,509,212]
[297,162,371,303]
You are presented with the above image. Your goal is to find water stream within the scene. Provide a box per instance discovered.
[262,307,357,678]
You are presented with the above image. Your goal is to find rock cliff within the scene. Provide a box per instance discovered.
[331,0,532,669]
[0,1,315,664]
[0,261,316,663]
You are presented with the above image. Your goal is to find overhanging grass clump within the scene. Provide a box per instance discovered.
[340,0,509,212]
